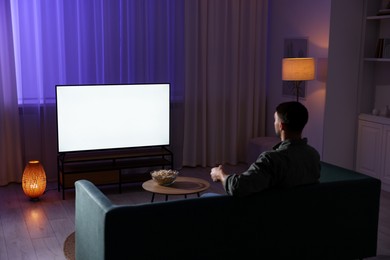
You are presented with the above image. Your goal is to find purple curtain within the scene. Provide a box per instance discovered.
[0,0,23,185]
[1,0,268,184]
[9,0,185,181]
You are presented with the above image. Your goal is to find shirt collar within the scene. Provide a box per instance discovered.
[273,138,308,151]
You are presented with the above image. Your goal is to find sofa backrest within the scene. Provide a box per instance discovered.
[75,162,381,260]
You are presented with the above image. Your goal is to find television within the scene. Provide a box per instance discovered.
[56,83,170,153]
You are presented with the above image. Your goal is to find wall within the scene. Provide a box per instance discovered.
[266,0,331,159]
[323,0,365,169]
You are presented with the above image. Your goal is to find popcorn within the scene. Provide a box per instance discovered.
[151,170,178,186]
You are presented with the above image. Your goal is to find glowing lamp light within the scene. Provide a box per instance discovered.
[282,57,315,101]
[22,160,47,200]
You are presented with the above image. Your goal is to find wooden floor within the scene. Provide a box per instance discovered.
[0,163,389,260]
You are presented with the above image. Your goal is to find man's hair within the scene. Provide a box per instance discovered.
[276,101,308,133]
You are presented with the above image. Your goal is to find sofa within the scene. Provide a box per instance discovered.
[75,162,381,260]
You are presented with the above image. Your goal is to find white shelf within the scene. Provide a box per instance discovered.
[364,58,390,61]
[367,14,390,20]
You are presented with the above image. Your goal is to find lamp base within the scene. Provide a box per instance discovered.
[293,81,303,102]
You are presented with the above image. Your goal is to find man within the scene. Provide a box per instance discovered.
[210,101,320,197]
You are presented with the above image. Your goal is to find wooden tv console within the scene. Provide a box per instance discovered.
[57,146,173,199]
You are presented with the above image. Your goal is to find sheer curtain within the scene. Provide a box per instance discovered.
[8,0,185,182]
[1,0,268,184]
[0,0,23,185]
[183,0,268,167]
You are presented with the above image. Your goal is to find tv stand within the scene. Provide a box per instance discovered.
[57,146,173,199]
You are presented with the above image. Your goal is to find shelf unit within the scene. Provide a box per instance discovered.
[358,0,390,115]
[57,146,173,199]
[324,0,390,169]
[355,0,390,190]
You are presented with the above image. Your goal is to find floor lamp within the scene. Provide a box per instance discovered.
[282,58,315,102]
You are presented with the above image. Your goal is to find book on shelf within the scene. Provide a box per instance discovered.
[375,38,390,58]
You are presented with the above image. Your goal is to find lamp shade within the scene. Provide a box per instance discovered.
[282,58,315,81]
[22,160,46,200]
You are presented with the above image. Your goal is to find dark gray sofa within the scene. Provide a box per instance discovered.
[75,162,381,260]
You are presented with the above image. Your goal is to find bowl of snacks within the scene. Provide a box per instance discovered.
[150,169,179,186]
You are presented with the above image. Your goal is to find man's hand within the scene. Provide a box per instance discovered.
[210,165,226,182]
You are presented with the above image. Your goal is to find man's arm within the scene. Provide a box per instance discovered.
[210,154,273,197]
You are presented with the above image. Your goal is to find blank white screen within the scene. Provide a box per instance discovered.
[56,84,170,152]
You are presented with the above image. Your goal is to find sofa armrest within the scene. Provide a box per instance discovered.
[75,180,115,260]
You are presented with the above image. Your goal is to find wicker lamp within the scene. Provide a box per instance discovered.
[22,160,47,200]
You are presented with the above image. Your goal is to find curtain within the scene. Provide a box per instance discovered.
[183,0,268,167]
[0,0,23,185]
[8,0,185,182]
[1,0,268,184]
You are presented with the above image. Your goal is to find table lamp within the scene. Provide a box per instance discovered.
[282,57,315,102]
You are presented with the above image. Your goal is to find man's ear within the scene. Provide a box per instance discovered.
[280,122,287,131]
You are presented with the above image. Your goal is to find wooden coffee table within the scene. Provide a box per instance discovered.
[142,176,210,202]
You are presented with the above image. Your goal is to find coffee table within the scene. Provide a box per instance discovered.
[142,176,210,202]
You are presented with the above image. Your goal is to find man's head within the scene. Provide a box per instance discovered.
[274,101,308,137]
